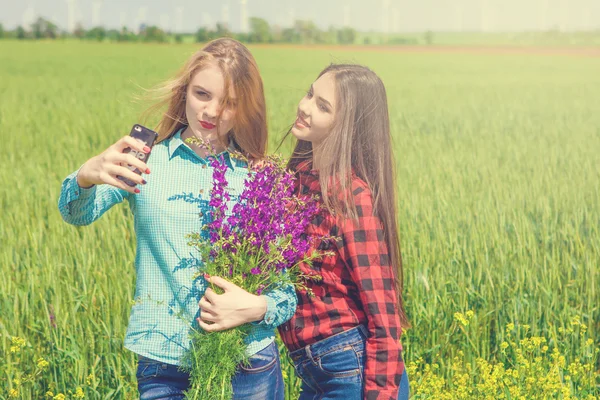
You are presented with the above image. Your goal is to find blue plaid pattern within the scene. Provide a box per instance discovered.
[58,129,297,365]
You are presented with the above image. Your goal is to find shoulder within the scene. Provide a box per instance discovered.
[347,175,374,215]
[349,175,371,198]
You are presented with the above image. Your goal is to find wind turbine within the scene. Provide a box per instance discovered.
[66,0,76,32]
[240,0,248,33]
[92,0,102,27]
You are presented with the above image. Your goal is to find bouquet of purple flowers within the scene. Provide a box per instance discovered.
[181,149,324,399]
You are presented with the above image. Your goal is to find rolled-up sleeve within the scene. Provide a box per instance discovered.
[58,168,129,226]
[252,282,298,329]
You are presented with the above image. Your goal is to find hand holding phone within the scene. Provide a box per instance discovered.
[76,125,158,194]
[117,125,158,187]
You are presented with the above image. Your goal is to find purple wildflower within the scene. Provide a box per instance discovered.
[197,154,321,296]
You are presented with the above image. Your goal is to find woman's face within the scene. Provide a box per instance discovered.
[184,62,236,150]
[291,72,337,145]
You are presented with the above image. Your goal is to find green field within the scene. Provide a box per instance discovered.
[1,40,599,399]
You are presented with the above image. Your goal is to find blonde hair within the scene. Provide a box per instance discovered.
[144,38,267,159]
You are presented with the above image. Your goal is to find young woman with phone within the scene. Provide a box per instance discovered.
[58,38,295,399]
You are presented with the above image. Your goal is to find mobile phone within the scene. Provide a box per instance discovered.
[117,124,158,187]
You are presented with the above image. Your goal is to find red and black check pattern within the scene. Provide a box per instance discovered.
[279,163,405,400]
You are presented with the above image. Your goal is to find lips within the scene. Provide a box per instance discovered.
[199,120,216,130]
[295,115,310,129]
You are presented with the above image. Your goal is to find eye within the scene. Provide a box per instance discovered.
[306,90,313,99]
[318,103,329,113]
[196,90,208,98]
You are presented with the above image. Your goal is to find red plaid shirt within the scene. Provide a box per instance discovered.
[279,162,405,400]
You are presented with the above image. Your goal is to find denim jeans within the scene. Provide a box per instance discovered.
[288,325,410,400]
[136,341,284,400]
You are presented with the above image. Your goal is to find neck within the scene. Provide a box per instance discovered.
[181,126,227,157]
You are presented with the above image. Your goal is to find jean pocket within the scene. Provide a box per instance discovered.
[136,361,160,382]
[316,345,361,378]
[239,343,278,373]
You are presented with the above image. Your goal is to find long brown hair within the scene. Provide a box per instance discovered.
[288,64,410,329]
[144,38,267,159]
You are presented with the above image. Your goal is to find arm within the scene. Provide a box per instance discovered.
[58,135,151,225]
[58,167,129,226]
[197,277,298,331]
[337,188,404,400]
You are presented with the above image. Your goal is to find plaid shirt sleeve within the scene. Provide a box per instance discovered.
[251,281,298,329]
[337,185,404,400]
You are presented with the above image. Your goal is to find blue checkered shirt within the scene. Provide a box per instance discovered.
[58,129,297,365]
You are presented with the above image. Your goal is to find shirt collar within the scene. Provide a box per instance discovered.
[297,159,318,175]
[168,128,240,170]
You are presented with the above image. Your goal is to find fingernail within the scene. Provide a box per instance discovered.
[145,168,151,174]
[143,146,151,153]
[134,188,140,194]
[142,179,147,185]
[204,273,211,279]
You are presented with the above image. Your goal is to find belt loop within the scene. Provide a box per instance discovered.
[305,344,314,361]
[358,324,368,337]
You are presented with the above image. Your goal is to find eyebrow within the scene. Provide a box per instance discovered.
[311,84,332,109]
[193,85,211,94]
[193,85,237,101]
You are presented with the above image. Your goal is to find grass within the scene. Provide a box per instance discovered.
[0,40,599,399]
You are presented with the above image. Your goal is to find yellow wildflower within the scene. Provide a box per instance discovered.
[10,336,26,353]
[37,357,50,370]
[73,387,85,399]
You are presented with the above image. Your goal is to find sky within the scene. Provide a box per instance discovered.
[1,0,599,33]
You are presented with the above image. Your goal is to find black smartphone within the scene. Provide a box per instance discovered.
[117,124,158,187]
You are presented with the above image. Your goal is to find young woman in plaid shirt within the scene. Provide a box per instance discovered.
[278,64,410,400]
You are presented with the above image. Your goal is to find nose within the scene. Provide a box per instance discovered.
[298,96,309,119]
[202,99,220,120]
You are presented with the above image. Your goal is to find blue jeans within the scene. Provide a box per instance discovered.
[136,341,284,400]
[288,325,410,400]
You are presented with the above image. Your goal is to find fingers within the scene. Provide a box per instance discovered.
[101,173,139,194]
[106,164,146,186]
[207,276,235,292]
[199,310,217,323]
[104,144,149,174]
[119,153,150,174]
[197,318,224,332]
[203,288,217,303]
[198,296,213,312]
[117,135,151,154]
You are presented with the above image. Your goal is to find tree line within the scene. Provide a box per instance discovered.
[0,16,425,45]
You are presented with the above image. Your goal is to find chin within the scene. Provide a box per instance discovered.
[291,126,310,142]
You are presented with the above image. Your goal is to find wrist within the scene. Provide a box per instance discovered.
[76,165,95,189]
[248,295,267,323]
